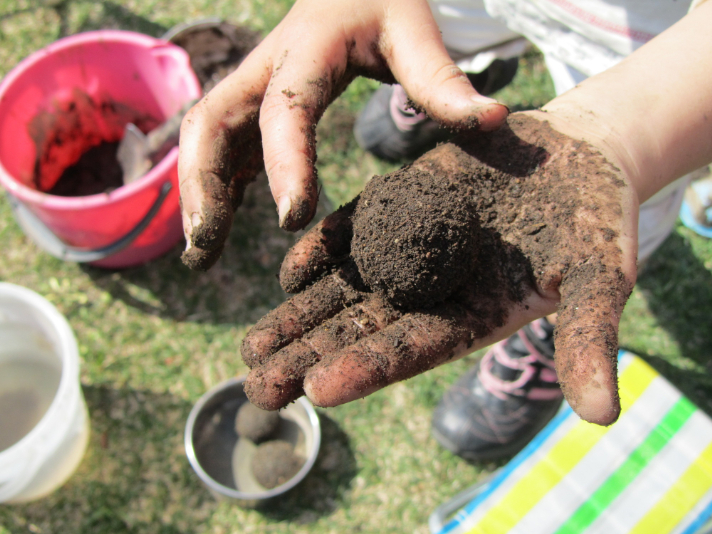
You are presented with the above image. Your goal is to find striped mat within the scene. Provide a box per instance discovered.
[436,351,712,534]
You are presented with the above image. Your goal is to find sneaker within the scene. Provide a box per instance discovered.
[353,57,519,162]
[431,318,563,462]
[680,166,712,239]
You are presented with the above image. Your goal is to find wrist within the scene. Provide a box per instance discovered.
[525,106,644,204]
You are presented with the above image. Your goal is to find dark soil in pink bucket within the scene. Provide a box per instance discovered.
[46,141,123,197]
[29,89,158,197]
[168,22,261,94]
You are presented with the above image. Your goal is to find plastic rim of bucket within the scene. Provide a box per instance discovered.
[0,283,88,503]
[0,30,202,268]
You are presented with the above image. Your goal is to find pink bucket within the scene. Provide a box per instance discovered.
[0,30,202,268]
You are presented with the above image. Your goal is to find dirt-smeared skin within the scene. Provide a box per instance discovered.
[433,117,629,416]
[180,30,484,271]
[181,110,264,272]
[279,199,356,293]
[241,263,366,368]
[245,295,401,410]
[243,113,631,419]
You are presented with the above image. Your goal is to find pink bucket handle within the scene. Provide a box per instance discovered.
[150,42,195,76]
[8,182,173,263]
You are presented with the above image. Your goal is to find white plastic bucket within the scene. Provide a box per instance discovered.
[0,283,89,503]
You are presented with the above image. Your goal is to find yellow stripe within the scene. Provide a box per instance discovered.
[467,357,658,534]
[629,440,712,534]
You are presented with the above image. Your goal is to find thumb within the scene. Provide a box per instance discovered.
[553,262,635,426]
[380,0,509,131]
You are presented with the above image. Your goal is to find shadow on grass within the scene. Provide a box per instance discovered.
[81,176,332,326]
[629,231,712,410]
[0,0,168,37]
[258,412,358,523]
[0,384,206,534]
[0,388,355,533]
[54,0,167,38]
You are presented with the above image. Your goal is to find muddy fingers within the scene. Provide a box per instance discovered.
[279,199,357,293]
[241,263,366,368]
[179,45,271,271]
[553,260,634,425]
[245,297,401,410]
[303,304,474,407]
[240,111,641,424]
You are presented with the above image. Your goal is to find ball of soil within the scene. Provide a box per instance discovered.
[251,440,305,489]
[235,402,280,443]
[351,168,480,309]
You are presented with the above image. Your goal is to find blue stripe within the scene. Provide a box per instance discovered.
[438,350,631,534]
[439,403,573,534]
[680,497,712,534]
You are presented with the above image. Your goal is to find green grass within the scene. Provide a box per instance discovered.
[1,2,712,533]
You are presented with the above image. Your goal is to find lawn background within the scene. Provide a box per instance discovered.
[1,1,712,533]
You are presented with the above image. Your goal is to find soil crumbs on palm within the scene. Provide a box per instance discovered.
[245,115,628,410]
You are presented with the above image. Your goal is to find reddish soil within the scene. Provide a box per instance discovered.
[29,88,158,196]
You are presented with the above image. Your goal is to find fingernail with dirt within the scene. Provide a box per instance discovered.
[470,94,499,106]
[182,211,202,242]
[181,244,224,271]
[278,195,292,228]
[278,195,315,232]
[475,103,511,132]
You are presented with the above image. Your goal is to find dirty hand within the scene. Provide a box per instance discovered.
[178,0,509,271]
[241,111,640,426]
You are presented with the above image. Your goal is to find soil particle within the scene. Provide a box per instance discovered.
[251,440,305,489]
[242,263,367,369]
[234,402,280,443]
[279,199,356,293]
[244,295,401,410]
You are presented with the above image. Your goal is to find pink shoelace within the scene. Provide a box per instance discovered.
[479,319,562,402]
[389,85,428,132]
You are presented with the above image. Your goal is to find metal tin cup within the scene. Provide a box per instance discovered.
[184,377,321,508]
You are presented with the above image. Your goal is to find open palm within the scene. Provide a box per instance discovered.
[241,112,639,425]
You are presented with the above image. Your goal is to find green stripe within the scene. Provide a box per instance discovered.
[554,397,696,534]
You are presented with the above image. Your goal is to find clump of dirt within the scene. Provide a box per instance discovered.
[251,440,305,489]
[29,88,158,195]
[235,401,280,442]
[351,169,481,309]
[168,22,261,94]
